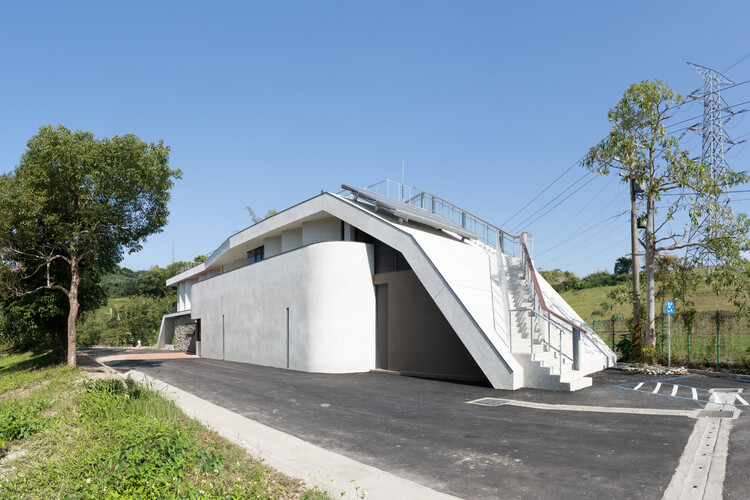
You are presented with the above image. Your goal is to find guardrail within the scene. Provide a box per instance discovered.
[511,307,579,373]
[359,179,520,255]
[518,231,585,370]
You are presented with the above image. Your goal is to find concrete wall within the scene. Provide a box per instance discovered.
[281,228,303,253]
[265,235,282,258]
[222,258,246,274]
[303,217,341,246]
[177,280,196,312]
[374,270,486,382]
[167,193,523,389]
[191,241,376,373]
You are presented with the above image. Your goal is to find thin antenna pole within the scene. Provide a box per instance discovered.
[401,160,405,201]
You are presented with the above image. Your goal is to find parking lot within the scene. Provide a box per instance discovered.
[87,348,750,499]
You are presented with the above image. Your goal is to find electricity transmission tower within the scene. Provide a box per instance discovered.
[687,62,747,267]
[687,62,745,201]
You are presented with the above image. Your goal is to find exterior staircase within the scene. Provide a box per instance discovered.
[482,243,592,391]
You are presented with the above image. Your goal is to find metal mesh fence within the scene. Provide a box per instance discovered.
[592,310,750,364]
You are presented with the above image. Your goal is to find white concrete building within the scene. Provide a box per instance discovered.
[159,181,615,391]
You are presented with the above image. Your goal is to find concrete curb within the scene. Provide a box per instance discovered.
[688,368,750,381]
[124,370,459,500]
[75,351,121,378]
[613,363,750,381]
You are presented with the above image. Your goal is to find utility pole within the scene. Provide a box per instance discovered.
[630,178,641,349]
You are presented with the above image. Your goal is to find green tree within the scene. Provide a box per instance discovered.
[0,125,180,366]
[614,256,632,276]
[655,254,700,312]
[137,261,194,299]
[582,80,750,358]
[245,206,278,223]
[101,267,140,298]
[137,267,172,298]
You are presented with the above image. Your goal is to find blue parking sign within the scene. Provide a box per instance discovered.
[665,301,675,314]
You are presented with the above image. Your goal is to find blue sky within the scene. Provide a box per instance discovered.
[2,1,750,276]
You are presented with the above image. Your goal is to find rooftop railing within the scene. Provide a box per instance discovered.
[359,179,523,257]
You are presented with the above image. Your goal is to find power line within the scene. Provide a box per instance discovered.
[724,52,750,74]
[536,209,628,259]
[666,97,750,130]
[661,189,750,196]
[510,171,597,233]
[669,78,750,111]
[505,83,749,243]
[541,175,618,242]
[539,189,625,252]
[500,154,586,227]
[548,236,630,271]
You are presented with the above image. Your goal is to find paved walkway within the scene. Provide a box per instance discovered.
[85,348,750,499]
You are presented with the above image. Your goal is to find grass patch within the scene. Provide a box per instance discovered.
[559,281,737,324]
[0,351,331,499]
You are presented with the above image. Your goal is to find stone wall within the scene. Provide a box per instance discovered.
[174,316,197,353]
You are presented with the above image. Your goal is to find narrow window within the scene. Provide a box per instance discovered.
[247,245,265,265]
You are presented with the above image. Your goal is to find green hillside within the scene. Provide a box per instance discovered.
[559,282,736,325]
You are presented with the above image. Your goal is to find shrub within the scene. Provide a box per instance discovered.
[0,400,50,442]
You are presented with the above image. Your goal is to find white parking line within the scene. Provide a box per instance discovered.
[691,387,698,400]
[671,385,678,396]
[468,398,696,417]
[634,382,644,390]
[653,382,662,394]
[736,394,749,406]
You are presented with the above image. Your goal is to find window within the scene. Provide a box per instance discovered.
[247,246,264,265]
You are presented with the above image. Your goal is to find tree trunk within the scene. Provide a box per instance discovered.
[67,256,80,368]
[645,193,657,357]
[645,240,656,348]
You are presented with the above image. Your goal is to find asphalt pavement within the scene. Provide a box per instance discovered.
[85,348,750,500]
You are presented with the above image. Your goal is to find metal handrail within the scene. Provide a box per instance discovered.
[482,245,511,351]
[511,307,576,373]
[496,232,513,351]
[518,232,591,336]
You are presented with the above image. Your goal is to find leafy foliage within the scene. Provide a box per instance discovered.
[0,264,105,351]
[246,206,278,224]
[77,296,171,347]
[614,256,632,276]
[540,268,618,292]
[0,353,322,499]
[0,125,180,365]
[101,267,141,298]
[0,400,50,441]
[582,80,750,353]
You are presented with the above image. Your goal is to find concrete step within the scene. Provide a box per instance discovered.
[539,357,572,369]
[558,375,593,391]
[531,351,555,362]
